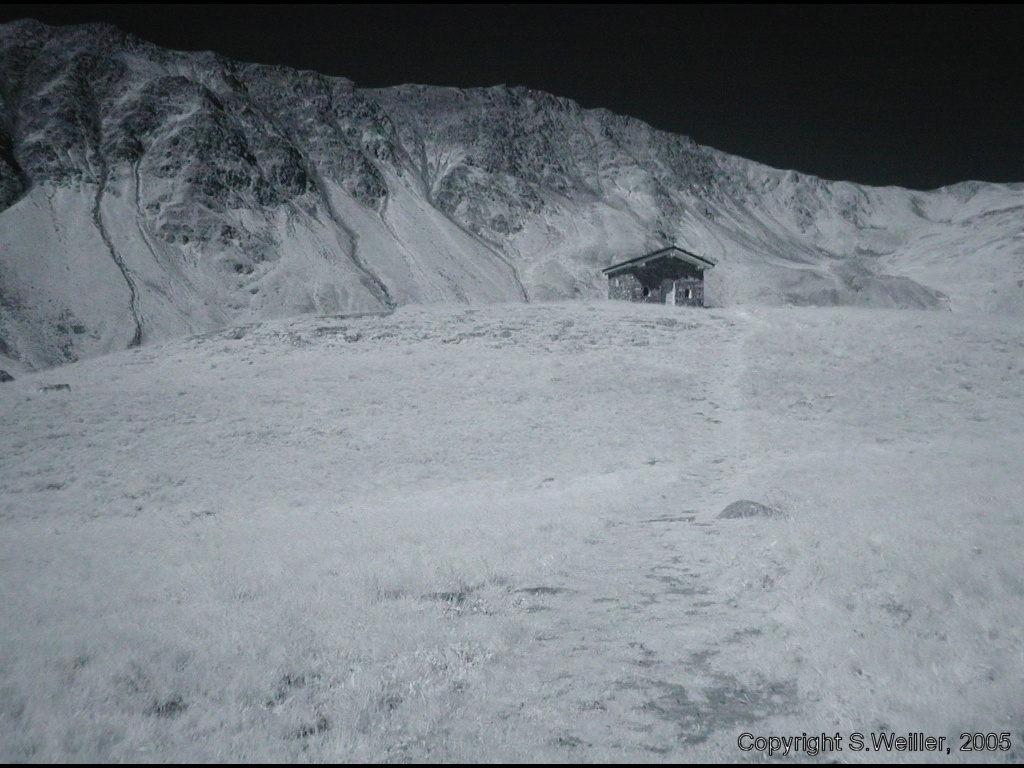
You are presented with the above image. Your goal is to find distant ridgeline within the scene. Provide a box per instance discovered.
[1,19,1022,367]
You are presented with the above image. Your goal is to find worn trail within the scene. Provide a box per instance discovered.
[1,303,1022,761]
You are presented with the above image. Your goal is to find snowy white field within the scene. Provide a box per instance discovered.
[1,301,1022,762]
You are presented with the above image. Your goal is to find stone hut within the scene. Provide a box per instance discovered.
[603,246,716,307]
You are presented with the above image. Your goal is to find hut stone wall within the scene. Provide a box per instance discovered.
[609,273,652,302]
[674,277,704,307]
[608,273,705,306]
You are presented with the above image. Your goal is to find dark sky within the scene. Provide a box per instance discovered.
[1,4,1021,190]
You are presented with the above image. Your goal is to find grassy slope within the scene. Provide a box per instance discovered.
[1,301,1022,761]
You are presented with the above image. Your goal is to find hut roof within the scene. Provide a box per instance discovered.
[602,246,716,277]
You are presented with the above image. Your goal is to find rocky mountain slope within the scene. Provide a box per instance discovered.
[1,19,1022,368]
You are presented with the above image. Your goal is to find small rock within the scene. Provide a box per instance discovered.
[0,370,13,382]
[718,500,784,519]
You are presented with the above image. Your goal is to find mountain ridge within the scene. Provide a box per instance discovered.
[1,19,1022,369]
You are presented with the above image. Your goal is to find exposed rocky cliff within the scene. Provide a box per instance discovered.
[2,19,1023,368]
